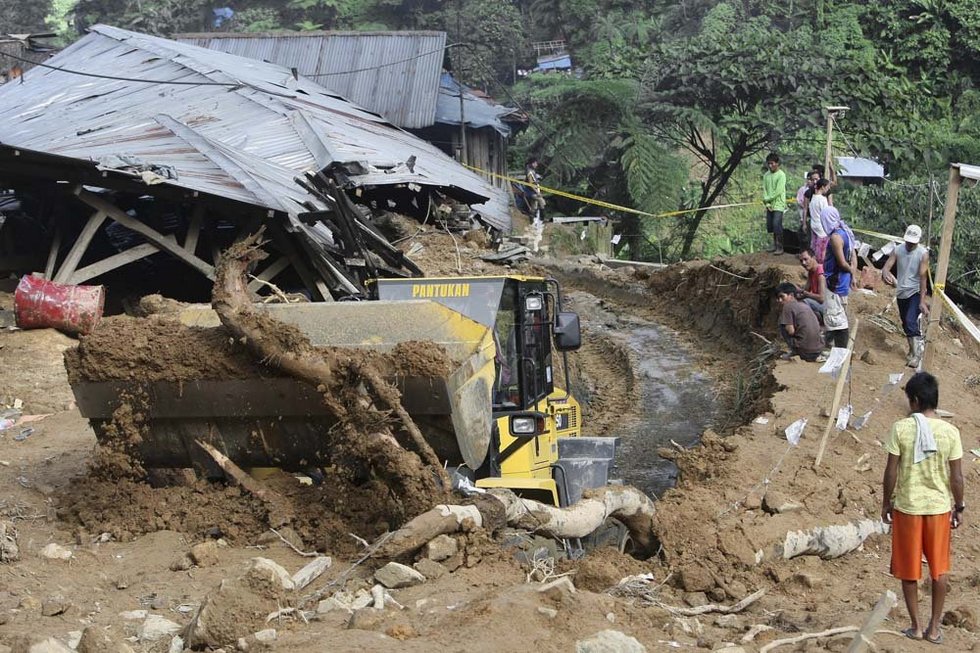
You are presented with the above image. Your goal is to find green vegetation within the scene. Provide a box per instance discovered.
[16,0,980,287]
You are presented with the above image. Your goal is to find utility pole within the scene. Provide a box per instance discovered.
[824,106,849,177]
[921,164,962,371]
[455,0,467,165]
[925,172,935,247]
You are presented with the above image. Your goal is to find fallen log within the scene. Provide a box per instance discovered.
[778,518,887,560]
[373,485,658,559]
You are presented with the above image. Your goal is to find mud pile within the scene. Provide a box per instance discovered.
[59,313,458,555]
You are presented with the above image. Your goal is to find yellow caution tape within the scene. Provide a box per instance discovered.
[464,163,794,219]
[851,227,905,243]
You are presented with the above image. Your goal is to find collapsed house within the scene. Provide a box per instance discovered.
[0,25,512,303]
[174,30,524,200]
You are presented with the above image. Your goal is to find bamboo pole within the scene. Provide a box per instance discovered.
[814,318,859,468]
[846,590,898,653]
[922,165,962,371]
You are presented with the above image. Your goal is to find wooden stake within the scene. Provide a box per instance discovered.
[53,210,107,283]
[814,318,859,468]
[846,589,898,653]
[922,165,962,371]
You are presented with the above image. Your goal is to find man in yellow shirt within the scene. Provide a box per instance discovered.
[881,372,965,644]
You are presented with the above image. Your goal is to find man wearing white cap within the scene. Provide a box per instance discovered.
[882,225,930,367]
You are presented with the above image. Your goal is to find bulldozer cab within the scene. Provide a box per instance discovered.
[375,277,558,412]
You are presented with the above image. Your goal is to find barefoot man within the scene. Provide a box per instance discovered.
[881,372,965,644]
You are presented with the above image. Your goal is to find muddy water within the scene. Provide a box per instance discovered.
[613,319,716,498]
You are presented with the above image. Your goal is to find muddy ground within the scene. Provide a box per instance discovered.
[1,226,979,652]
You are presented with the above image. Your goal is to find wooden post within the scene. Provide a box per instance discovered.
[824,110,835,177]
[814,318,859,468]
[845,589,898,653]
[921,165,961,371]
[43,223,62,280]
[53,210,107,283]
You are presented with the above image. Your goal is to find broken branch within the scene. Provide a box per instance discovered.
[658,588,766,616]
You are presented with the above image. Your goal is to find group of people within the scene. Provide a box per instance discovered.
[766,154,930,367]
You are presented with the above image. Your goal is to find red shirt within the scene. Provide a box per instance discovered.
[807,264,824,295]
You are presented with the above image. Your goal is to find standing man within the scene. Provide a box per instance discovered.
[775,282,825,361]
[821,206,857,348]
[797,170,820,236]
[881,225,930,367]
[808,178,831,261]
[524,157,546,222]
[762,153,787,255]
[881,372,964,644]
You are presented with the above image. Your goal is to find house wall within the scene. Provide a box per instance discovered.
[412,124,508,190]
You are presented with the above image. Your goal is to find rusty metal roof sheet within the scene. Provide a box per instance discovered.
[176,31,447,130]
[0,25,510,231]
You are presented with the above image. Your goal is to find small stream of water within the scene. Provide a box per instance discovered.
[611,320,718,499]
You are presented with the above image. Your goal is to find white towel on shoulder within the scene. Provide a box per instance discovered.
[912,412,937,464]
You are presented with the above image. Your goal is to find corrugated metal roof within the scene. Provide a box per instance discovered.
[436,72,519,136]
[176,31,446,130]
[836,156,884,179]
[0,25,510,231]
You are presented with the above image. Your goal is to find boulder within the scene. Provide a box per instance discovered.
[575,630,647,653]
[38,544,72,561]
[762,491,803,515]
[413,559,447,581]
[424,535,458,562]
[189,541,219,567]
[40,596,69,617]
[76,626,136,653]
[677,566,714,593]
[137,614,182,642]
[374,562,425,589]
[243,557,295,594]
[27,639,73,653]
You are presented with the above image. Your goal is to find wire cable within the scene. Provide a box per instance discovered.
[2,49,242,87]
[306,42,462,78]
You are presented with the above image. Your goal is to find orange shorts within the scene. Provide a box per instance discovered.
[890,510,951,581]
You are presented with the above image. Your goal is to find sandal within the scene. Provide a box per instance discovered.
[902,627,921,640]
[924,629,943,644]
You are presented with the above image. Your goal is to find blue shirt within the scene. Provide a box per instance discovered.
[823,228,852,295]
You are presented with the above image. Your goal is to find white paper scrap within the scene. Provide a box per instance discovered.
[785,418,808,446]
[819,347,849,375]
[836,404,853,431]
[888,373,904,386]
[753,416,770,425]
[610,234,622,245]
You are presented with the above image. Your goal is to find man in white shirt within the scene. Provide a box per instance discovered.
[882,225,930,367]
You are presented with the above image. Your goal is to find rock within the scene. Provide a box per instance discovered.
[762,491,803,514]
[707,587,727,603]
[1,521,18,562]
[317,597,352,614]
[537,577,577,602]
[575,630,647,653]
[40,596,69,616]
[537,606,558,618]
[39,543,72,561]
[138,614,182,642]
[190,541,219,567]
[169,554,194,571]
[793,572,822,589]
[347,608,386,631]
[27,639,73,653]
[713,647,747,653]
[714,614,741,628]
[943,605,978,632]
[253,629,277,643]
[19,596,40,611]
[859,349,878,365]
[424,535,458,562]
[374,562,426,589]
[683,592,709,607]
[151,596,168,611]
[244,557,295,594]
[256,527,305,551]
[290,556,332,590]
[412,559,447,581]
[77,626,136,653]
[167,636,183,653]
[119,610,148,620]
[678,566,715,593]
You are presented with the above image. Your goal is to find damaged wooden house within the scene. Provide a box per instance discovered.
[0,25,513,303]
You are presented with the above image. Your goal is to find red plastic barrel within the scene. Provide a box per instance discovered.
[14,276,105,335]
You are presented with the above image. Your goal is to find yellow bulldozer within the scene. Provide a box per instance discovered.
[70,275,617,507]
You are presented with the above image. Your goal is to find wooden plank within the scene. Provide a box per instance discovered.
[845,590,898,653]
[75,188,215,280]
[69,242,160,285]
[922,165,961,371]
[44,223,62,280]
[53,210,108,283]
[184,204,204,255]
[266,224,327,302]
[814,318,860,468]
[247,255,290,293]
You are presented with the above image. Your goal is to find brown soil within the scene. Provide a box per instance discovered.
[4,234,980,652]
